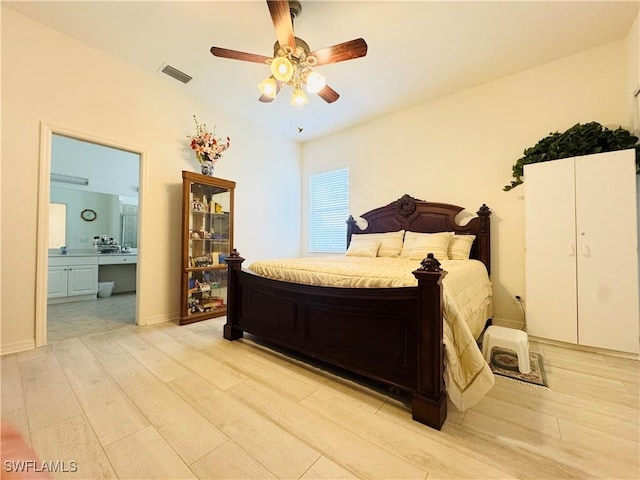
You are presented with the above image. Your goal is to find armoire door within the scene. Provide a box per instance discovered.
[574,150,639,353]
[525,157,578,343]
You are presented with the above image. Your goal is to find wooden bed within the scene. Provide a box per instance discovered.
[224,194,491,430]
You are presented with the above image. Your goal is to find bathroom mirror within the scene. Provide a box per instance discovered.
[49,187,138,250]
[48,203,67,248]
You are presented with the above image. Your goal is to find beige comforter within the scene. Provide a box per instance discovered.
[249,256,495,411]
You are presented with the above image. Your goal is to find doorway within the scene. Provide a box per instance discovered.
[35,125,145,347]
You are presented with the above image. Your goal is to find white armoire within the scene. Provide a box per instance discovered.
[525,149,639,354]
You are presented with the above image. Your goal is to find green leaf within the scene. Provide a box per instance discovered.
[504,122,639,191]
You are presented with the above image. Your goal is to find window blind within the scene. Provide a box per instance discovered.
[308,168,349,253]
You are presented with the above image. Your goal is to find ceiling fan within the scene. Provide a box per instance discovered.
[210,0,368,106]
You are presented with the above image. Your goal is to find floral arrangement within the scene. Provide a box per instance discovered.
[188,115,230,165]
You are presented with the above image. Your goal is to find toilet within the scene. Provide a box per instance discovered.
[97,281,115,298]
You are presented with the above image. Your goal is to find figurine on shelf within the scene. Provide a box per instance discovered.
[193,255,213,267]
[190,299,205,314]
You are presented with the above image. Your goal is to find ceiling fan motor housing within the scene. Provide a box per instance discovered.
[289,1,302,21]
[273,37,311,59]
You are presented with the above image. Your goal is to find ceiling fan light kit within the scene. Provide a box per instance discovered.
[257,76,278,98]
[305,71,326,94]
[210,0,368,106]
[270,55,294,82]
[291,85,308,106]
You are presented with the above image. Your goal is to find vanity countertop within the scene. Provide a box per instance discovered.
[48,250,137,258]
[48,251,138,267]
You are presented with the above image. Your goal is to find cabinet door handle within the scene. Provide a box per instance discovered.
[582,244,590,257]
[568,244,575,257]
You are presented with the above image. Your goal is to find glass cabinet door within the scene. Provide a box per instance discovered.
[180,172,235,324]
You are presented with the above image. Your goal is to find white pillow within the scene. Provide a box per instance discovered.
[400,231,417,257]
[350,230,405,257]
[345,240,381,257]
[404,232,453,261]
[449,234,476,260]
[401,231,455,257]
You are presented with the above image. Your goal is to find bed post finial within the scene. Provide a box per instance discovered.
[417,253,442,272]
[228,248,243,260]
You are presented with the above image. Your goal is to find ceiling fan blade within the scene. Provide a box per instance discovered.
[310,38,368,66]
[210,46,271,64]
[316,85,340,104]
[267,1,296,49]
[259,80,284,103]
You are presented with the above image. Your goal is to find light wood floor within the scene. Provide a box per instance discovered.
[1,311,638,479]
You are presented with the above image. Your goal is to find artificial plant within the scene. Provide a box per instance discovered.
[503,122,639,191]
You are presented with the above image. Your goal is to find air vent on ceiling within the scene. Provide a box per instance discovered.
[161,64,192,84]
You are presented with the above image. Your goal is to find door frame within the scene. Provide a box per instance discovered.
[35,122,147,347]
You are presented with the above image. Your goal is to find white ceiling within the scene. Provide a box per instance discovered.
[5,1,639,142]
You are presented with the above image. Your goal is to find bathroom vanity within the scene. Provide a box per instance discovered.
[47,251,137,303]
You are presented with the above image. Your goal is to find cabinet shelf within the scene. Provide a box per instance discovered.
[183,307,228,325]
[189,238,229,242]
[185,265,227,272]
[180,171,235,325]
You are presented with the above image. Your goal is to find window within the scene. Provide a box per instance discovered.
[308,168,349,253]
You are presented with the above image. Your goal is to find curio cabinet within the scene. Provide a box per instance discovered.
[180,171,235,324]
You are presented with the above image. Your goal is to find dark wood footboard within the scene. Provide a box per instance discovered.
[225,250,448,430]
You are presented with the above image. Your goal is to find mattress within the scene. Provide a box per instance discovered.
[250,256,475,286]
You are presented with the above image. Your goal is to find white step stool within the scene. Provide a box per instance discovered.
[482,325,530,374]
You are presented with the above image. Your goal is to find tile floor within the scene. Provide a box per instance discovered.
[47,293,136,343]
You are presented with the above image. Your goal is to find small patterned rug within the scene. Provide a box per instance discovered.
[489,347,549,387]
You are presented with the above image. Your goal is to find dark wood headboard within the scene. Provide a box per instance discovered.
[346,194,491,274]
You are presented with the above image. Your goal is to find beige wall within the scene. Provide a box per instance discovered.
[1,8,302,354]
[627,13,640,134]
[301,38,632,325]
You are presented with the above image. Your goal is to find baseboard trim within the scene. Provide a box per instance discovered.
[0,339,37,356]
[139,312,180,326]
[528,335,640,360]
[491,317,525,330]
[47,294,96,305]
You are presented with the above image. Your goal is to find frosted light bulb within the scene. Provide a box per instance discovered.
[270,57,293,82]
[257,77,277,98]
[306,71,326,93]
[291,86,308,106]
